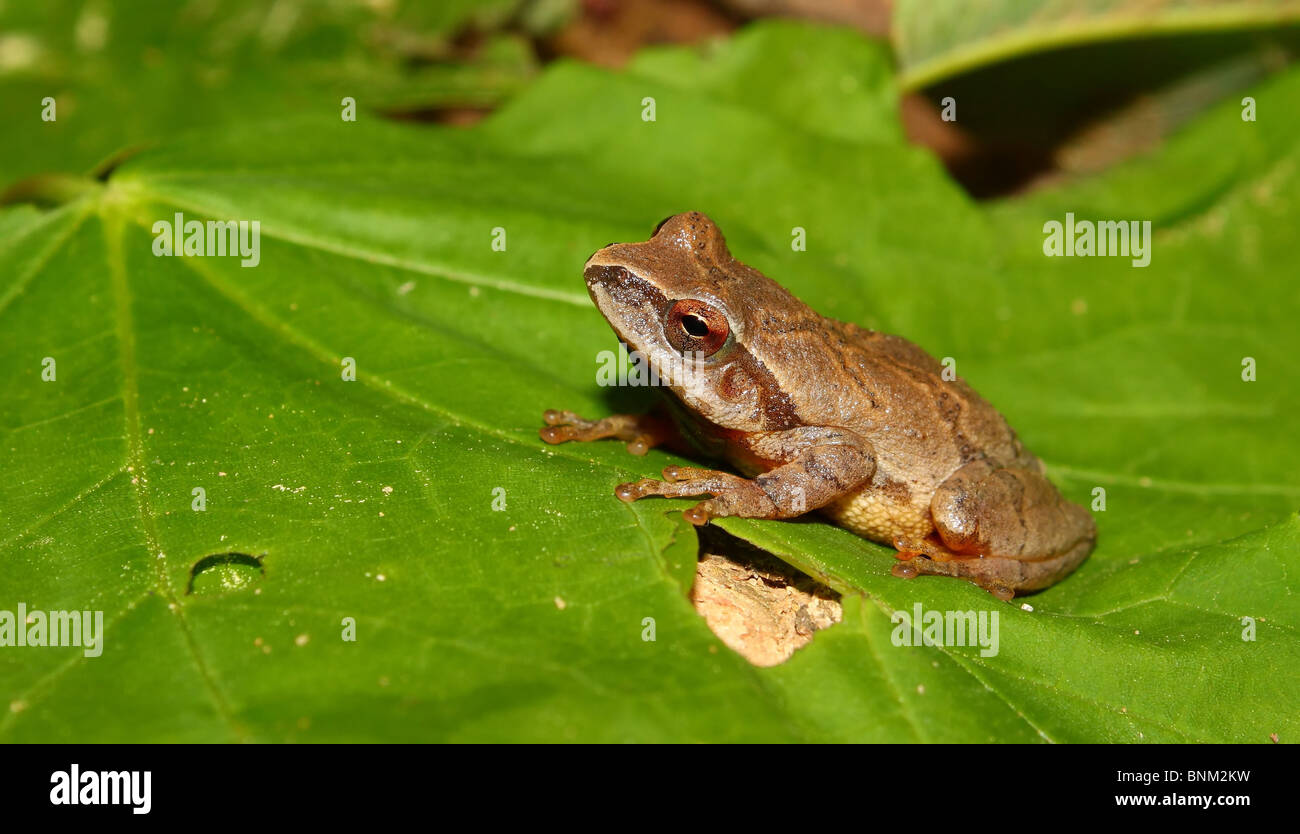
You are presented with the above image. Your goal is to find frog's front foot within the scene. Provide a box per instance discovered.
[619,442,875,528]
[538,409,670,455]
[615,466,777,525]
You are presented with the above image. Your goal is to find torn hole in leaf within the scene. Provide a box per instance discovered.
[186,552,265,596]
[692,526,841,667]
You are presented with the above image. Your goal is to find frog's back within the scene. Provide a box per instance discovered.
[831,320,1032,466]
[808,319,1040,542]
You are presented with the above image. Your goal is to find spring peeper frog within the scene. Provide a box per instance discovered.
[540,212,1095,599]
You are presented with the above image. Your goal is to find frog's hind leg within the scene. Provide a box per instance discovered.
[931,461,1096,564]
[891,536,1093,601]
[891,460,1096,599]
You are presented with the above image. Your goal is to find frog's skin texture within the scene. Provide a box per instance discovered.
[541,212,1095,599]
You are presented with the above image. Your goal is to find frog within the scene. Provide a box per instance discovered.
[540,212,1095,599]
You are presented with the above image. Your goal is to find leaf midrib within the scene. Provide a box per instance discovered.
[102,204,246,741]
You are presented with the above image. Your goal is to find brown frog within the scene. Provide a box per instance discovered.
[540,212,1095,599]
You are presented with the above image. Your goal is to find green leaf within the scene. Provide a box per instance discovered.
[2,21,1296,741]
[894,0,1300,88]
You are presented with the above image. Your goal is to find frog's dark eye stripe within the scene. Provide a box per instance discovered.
[665,299,729,356]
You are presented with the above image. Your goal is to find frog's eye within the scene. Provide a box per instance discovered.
[665,299,730,356]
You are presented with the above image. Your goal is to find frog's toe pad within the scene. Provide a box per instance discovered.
[891,562,918,579]
[683,503,713,525]
[615,479,658,502]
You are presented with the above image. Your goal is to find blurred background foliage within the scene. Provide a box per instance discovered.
[3,0,1300,196]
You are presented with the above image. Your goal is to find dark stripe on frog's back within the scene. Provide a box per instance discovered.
[839,323,1028,464]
